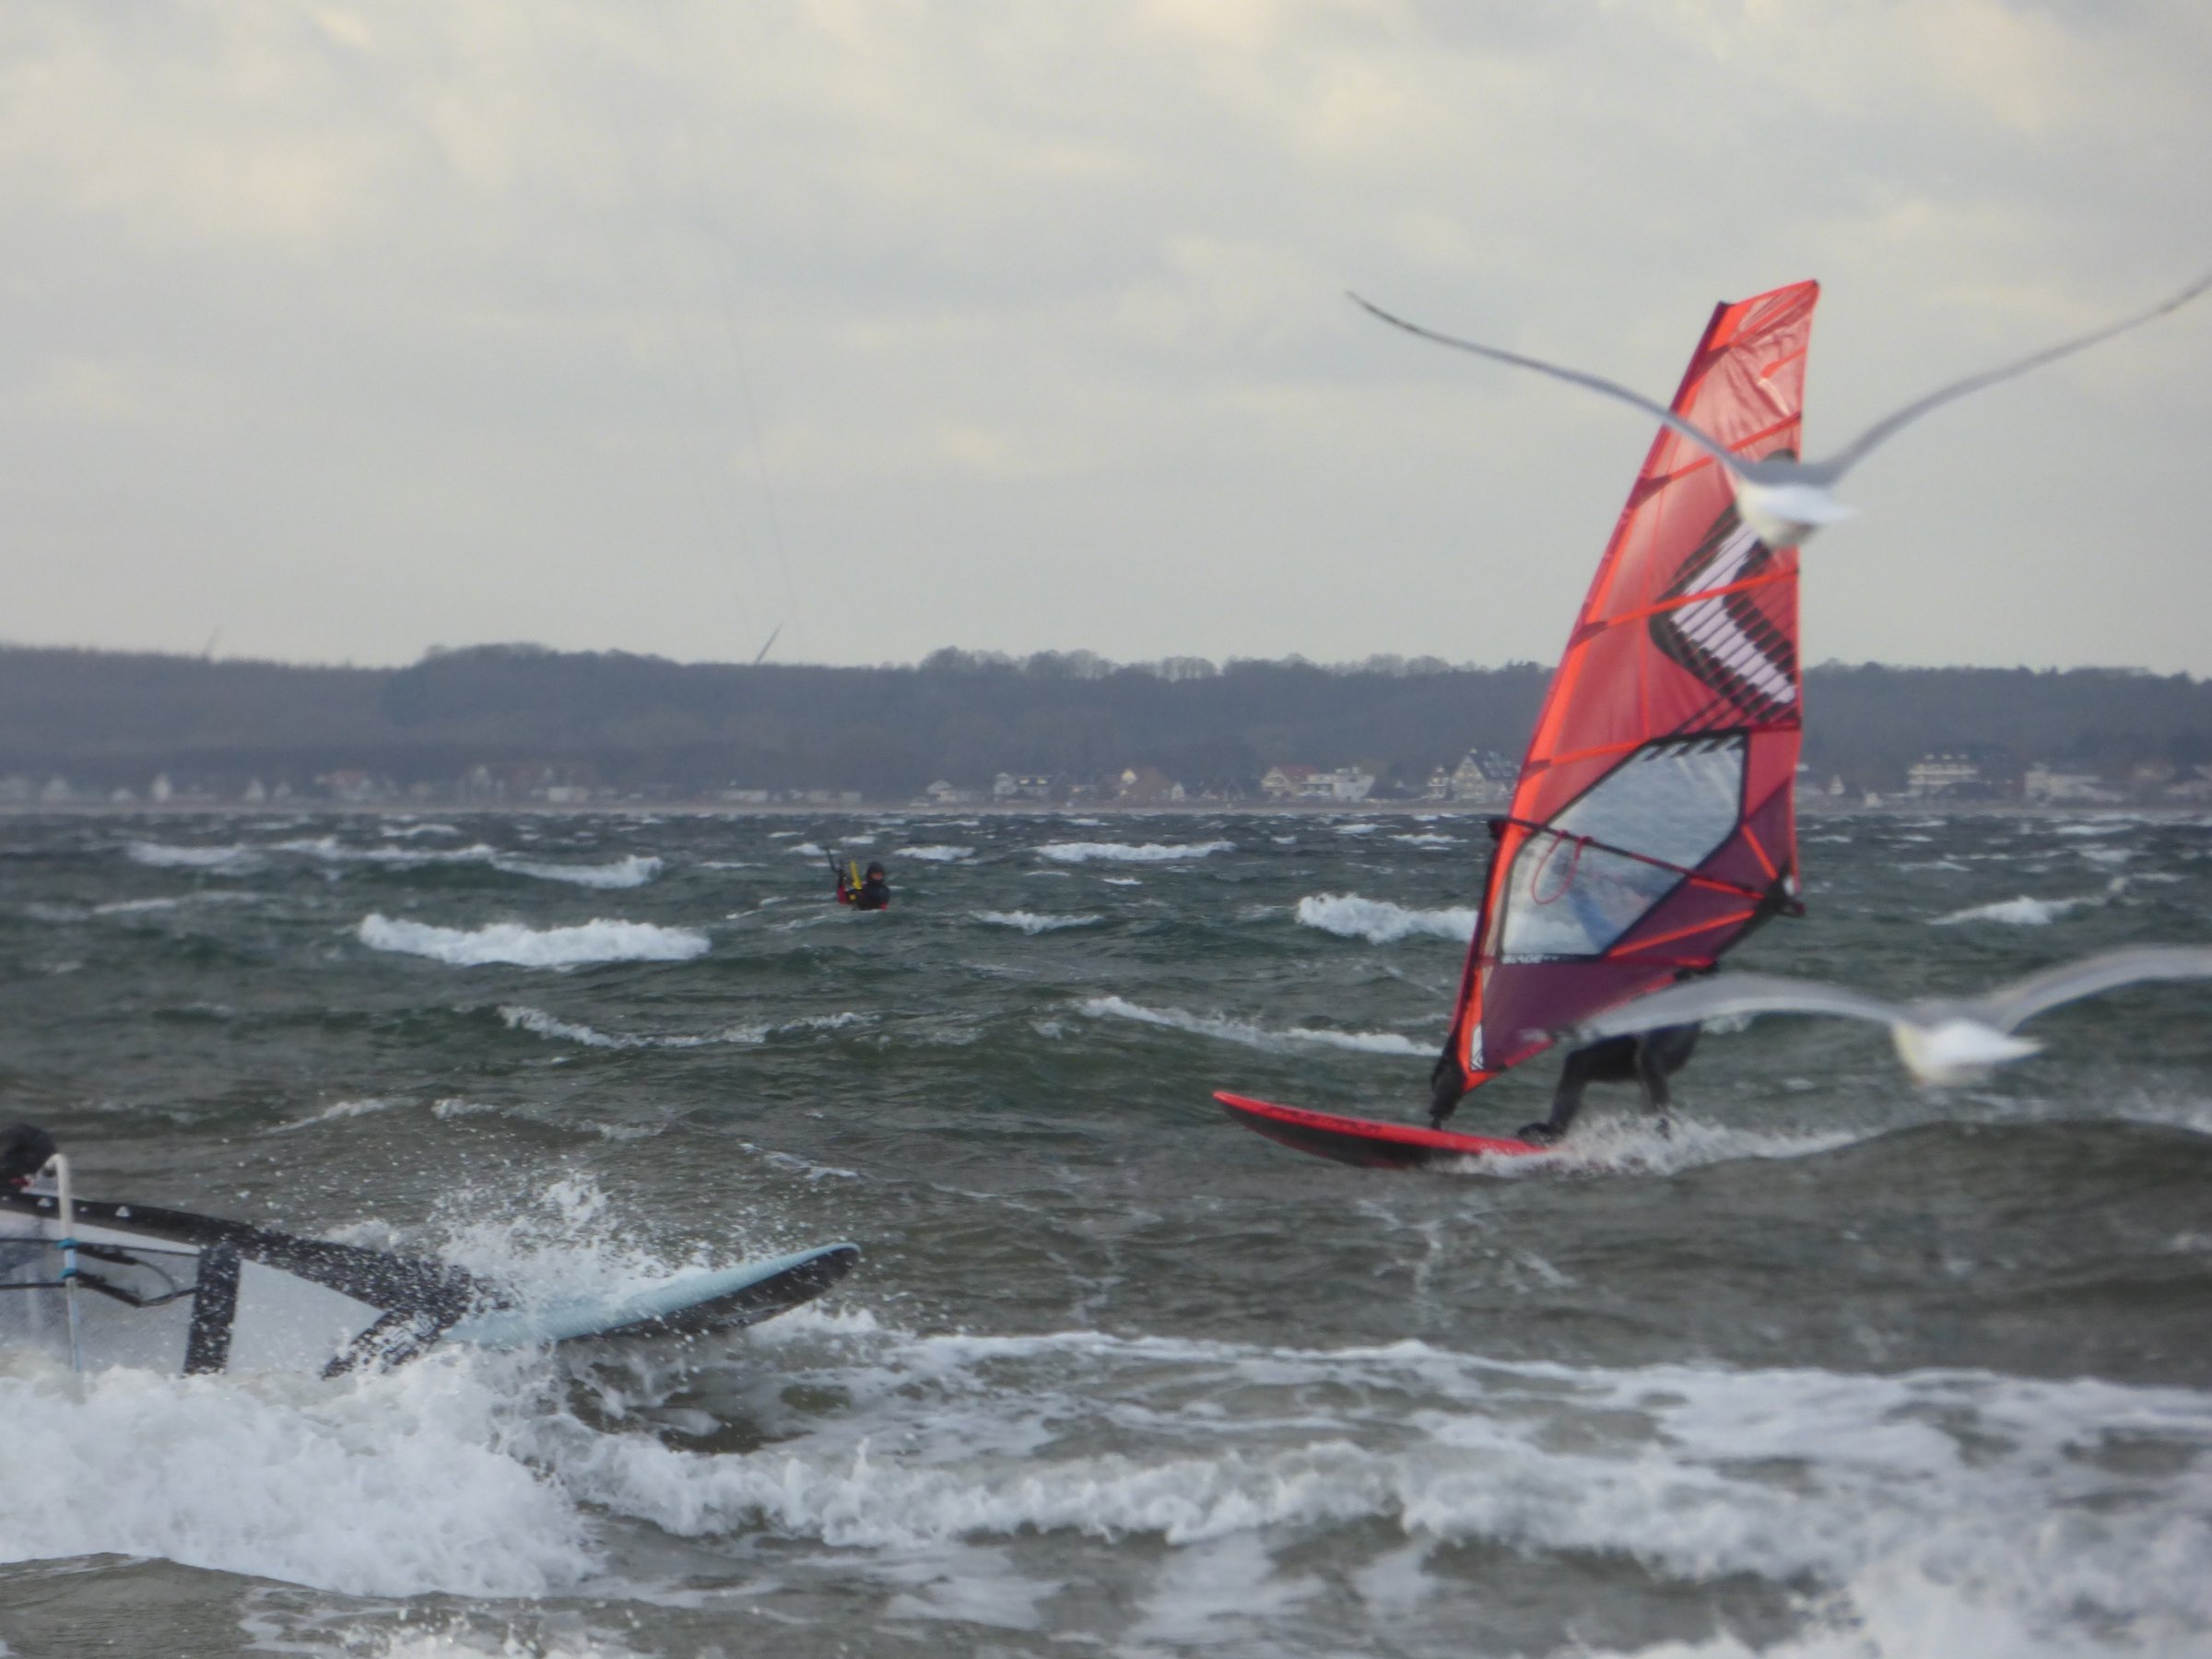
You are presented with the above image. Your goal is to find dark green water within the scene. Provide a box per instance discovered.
[2,807,2208,1658]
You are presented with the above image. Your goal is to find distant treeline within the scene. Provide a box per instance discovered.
[4,641,2210,801]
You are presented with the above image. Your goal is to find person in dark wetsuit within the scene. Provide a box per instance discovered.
[1430,1020,1701,1145]
[852,862,890,912]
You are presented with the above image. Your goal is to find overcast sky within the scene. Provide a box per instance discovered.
[4,2,2208,676]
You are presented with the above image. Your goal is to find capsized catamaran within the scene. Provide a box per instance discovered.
[1,1133,858,1377]
[1220,280,1819,1167]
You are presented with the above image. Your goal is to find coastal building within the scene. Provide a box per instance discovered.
[2021,763,2120,805]
[1260,764,1318,801]
[1903,754,1983,798]
[1448,750,1515,805]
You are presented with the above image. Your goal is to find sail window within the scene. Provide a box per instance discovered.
[1497,735,1746,959]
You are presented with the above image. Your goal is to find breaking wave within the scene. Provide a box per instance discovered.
[900,844,974,863]
[976,910,1100,934]
[125,841,262,873]
[1930,893,2100,927]
[498,1006,865,1049]
[358,915,710,968]
[1080,994,1429,1055]
[490,853,662,889]
[1296,892,1480,945]
[1036,840,1235,865]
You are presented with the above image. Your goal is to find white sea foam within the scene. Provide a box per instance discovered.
[358,915,710,968]
[1035,840,1234,865]
[1393,833,1457,849]
[491,853,663,889]
[500,1005,866,1049]
[900,844,973,863]
[1929,894,2095,927]
[1102,877,1143,887]
[1080,994,1429,1056]
[1296,892,1480,945]
[790,842,829,857]
[125,841,262,873]
[278,1097,406,1131]
[274,835,501,867]
[1335,822,1382,836]
[975,910,1101,935]
[0,1355,592,1597]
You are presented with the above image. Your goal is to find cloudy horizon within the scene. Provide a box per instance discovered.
[5,2,2208,676]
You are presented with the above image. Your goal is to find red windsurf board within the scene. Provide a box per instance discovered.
[1215,1092,1549,1170]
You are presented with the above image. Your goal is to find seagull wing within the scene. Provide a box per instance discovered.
[1570,972,1907,1042]
[1824,267,2212,477]
[1971,945,2212,1032]
[1347,293,1749,478]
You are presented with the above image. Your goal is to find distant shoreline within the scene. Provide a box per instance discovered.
[0,797,2193,821]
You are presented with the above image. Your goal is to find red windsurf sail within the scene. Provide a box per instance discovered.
[1432,280,1818,1111]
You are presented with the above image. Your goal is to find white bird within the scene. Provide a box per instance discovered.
[1351,271,2212,550]
[1567,946,2212,1087]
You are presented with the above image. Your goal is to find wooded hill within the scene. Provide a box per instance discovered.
[6,641,2210,802]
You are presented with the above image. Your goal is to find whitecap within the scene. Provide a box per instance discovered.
[900,845,974,863]
[1929,895,2094,927]
[1296,892,1479,945]
[1080,994,1428,1055]
[125,841,261,873]
[492,853,663,889]
[358,915,710,968]
[975,910,1100,935]
[1036,840,1234,865]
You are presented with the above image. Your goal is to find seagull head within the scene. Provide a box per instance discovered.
[1888,1018,2041,1087]
[1731,474,1859,550]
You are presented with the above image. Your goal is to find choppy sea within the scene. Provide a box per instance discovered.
[2,806,2208,1659]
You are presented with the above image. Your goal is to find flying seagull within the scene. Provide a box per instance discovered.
[1351,269,2212,550]
[1565,946,2212,1087]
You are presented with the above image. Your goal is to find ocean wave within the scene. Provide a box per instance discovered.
[0,1357,592,1597]
[358,915,710,968]
[124,841,263,873]
[900,844,974,863]
[1393,833,1458,849]
[1296,892,1480,945]
[975,910,1100,935]
[531,1326,2212,1652]
[490,853,663,889]
[1036,840,1234,865]
[1929,894,2097,927]
[500,1005,866,1049]
[1080,994,1428,1055]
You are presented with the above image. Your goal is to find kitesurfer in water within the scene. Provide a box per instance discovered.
[836,860,890,911]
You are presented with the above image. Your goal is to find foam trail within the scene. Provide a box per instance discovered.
[359,914,710,968]
[900,845,974,863]
[1036,841,1234,865]
[975,910,1100,935]
[1081,994,1428,1055]
[1297,892,1480,945]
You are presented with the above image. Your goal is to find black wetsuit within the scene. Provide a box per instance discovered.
[1428,1025,1700,1143]
[853,874,890,911]
[1514,1024,1700,1144]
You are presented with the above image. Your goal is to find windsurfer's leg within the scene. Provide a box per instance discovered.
[1634,1030,1683,1138]
[1428,1050,1465,1129]
[1519,1050,1596,1146]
